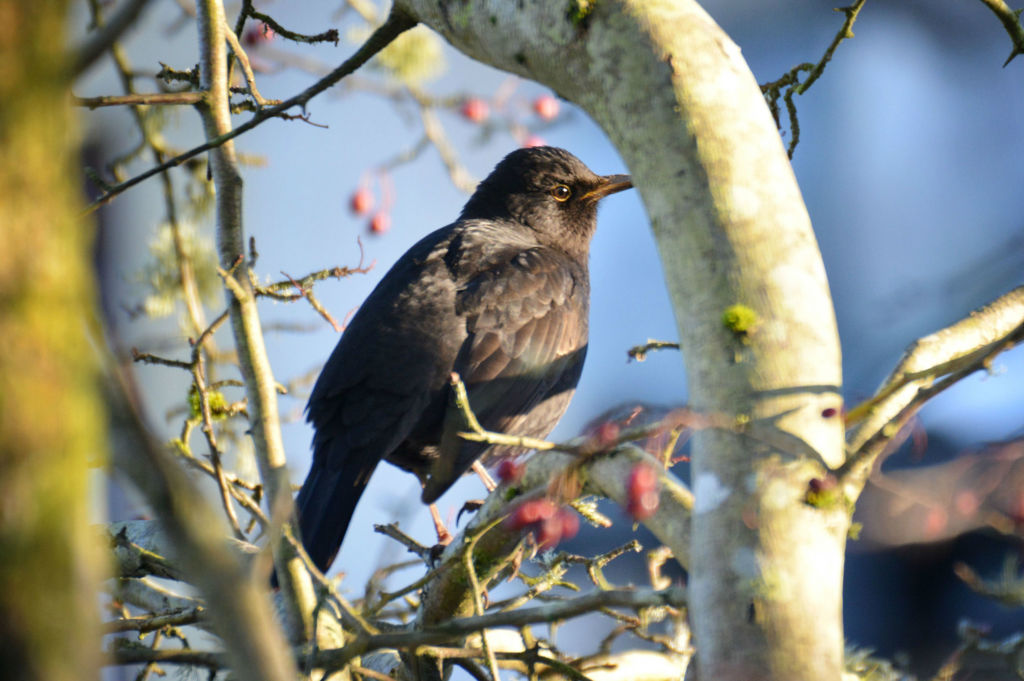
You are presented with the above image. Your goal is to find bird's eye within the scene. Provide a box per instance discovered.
[550,184,572,201]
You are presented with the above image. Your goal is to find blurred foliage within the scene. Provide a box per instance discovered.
[844,646,915,681]
[363,24,445,85]
[136,222,219,318]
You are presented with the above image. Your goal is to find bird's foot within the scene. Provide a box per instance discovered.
[472,460,497,492]
[429,503,453,545]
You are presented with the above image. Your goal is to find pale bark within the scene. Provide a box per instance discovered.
[395,2,847,679]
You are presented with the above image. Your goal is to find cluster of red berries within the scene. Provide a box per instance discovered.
[588,421,620,452]
[504,498,580,550]
[626,463,660,520]
[348,93,564,236]
[348,178,393,235]
[459,93,561,148]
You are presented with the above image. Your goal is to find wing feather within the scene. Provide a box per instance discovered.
[422,247,589,501]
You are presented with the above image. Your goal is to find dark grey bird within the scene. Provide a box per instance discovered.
[295,146,632,572]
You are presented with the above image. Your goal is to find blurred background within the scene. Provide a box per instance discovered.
[73,0,1024,677]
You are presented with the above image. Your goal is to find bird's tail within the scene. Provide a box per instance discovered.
[293,461,369,574]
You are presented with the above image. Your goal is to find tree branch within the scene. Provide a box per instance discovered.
[842,285,1024,497]
[977,0,1024,66]
[320,588,686,671]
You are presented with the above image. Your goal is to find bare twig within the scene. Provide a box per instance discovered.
[222,18,276,107]
[279,271,344,331]
[954,557,1024,608]
[246,7,340,44]
[106,607,206,633]
[108,642,224,669]
[85,7,418,212]
[463,521,503,681]
[760,0,866,157]
[626,339,680,362]
[74,91,204,108]
[374,522,433,562]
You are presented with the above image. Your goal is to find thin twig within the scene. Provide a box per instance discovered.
[279,271,344,331]
[222,17,276,107]
[760,0,866,157]
[74,91,204,108]
[626,339,680,362]
[106,607,206,633]
[464,525,502,681]
[246,7,340,45]
[84,8,418,213]
[108,642,224,669]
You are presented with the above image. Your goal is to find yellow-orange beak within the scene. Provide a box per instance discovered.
[581,174,633,202]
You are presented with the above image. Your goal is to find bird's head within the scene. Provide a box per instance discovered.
[459,146,632,248]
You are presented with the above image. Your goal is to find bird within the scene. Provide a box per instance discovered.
[295,146,632,573]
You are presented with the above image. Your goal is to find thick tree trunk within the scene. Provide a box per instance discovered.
[0,2,105,679]
[396,2,847,679]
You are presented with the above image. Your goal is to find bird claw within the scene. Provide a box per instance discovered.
[428,542,447,566]
[456,499,485,525]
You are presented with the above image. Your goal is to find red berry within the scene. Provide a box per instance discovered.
[594,421,620,449]
[924,507,947,537]
[505,498,554,530]
[504,499,579,550]
[497,458,525,483]
[460,98,489,123]
[626,463,659,520]
[533,94,559,121]
[524,498,557,523]
[504,507,529,531]
[536,508,579,550]
[557,508,579,540]
[368,212,390,234]
[808,476,835,494]
[954,491,979,515]
[535,516,560,549]
[349,187,374,216]
[243,22,274,46]
[523,135,546,148]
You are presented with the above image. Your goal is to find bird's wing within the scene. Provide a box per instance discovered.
[305,226,464,476]
[422,246,589,502]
